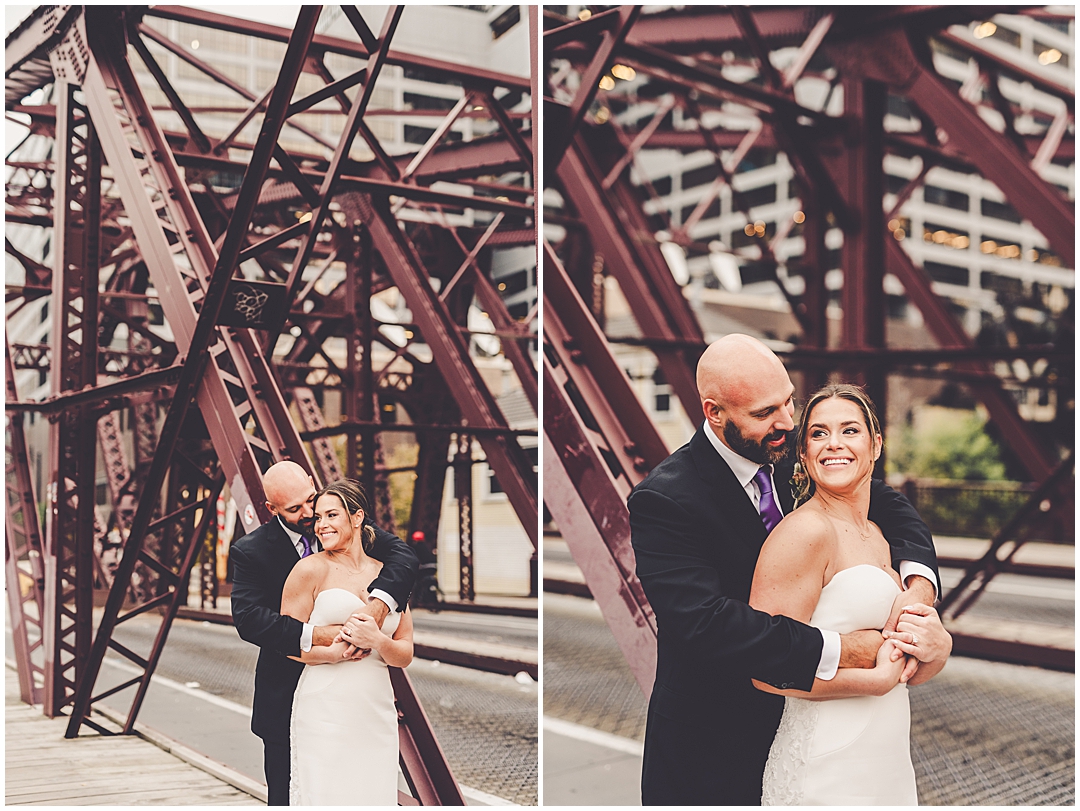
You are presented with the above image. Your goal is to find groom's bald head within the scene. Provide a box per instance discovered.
[697,334,796,464]
[263,461,316,534]
[697,334,789,409]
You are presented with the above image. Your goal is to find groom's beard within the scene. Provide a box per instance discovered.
[723,420,793,466]
[278,515,313,537]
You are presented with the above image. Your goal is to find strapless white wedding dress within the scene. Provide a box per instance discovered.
[762,565,917,806]
[290,588,401,806]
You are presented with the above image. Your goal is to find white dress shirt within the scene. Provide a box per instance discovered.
[279,518,399,652]
[702,423,936,681]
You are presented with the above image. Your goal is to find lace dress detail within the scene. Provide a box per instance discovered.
[761,697,819,805]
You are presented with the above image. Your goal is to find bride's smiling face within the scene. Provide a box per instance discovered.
[313,493,363,552]
[801,397,881,493]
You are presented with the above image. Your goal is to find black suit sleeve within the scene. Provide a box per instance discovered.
[229,540,303,659]
[868,479,941,595]
[630,487,823,691]
[364,519,419,610]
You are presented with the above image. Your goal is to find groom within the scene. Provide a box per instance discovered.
[629,334,949,805]
[230,461,418,805]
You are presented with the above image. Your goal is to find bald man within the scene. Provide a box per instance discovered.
[629,334,940,805]
[229,461,418,805]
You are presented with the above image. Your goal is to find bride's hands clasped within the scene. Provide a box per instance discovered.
[883,603,952,685]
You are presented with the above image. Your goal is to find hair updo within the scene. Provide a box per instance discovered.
[314,479,376,552]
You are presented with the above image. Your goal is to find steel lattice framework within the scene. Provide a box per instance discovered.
[6,5,538,803]
[543,5,1073,680]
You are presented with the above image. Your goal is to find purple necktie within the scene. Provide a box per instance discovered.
[299,535,313,558]
[753,466,784,533]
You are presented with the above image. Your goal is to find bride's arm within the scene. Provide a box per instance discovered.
[752,639,904,699]
[281,561,350,665]
[749,512,905,700]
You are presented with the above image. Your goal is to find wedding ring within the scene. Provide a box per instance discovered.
[911,633,918,645]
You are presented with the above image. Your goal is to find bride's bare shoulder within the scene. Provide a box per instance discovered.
[762,503,836,561]
[288,553,330,583]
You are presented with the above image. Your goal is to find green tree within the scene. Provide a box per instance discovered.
[888,408,1007,481]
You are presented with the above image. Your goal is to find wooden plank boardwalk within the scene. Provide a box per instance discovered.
[5,667,262,806]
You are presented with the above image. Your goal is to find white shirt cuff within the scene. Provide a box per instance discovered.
[300,622,314,653]
[816,629,841,681]
[368,589,399,614]
[899,560,939,600]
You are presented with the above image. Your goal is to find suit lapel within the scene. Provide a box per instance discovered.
[269,519,301,563]
[689,427,769,553]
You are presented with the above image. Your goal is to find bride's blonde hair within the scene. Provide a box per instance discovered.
[792,384,882,506]
[315,479,376,552]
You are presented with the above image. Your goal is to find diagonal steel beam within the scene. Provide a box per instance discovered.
[557,133,703,420]
[65,6,321,737]
[279,6,404,324]
[4,338,47,705]
[551,5,640,160]
[833,28,1074,267]
[358,192,538,549]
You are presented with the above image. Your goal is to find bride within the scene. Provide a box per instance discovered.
[750,384,951,805]
[281,479,414,806]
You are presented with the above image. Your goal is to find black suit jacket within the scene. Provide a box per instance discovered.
[230,517,418,743]
[629,425,938,805]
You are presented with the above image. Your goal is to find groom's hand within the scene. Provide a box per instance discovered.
[883,576,936,636]
[338,599,391,659]
[355,598,391,628]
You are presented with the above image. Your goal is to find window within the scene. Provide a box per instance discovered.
[404,92,458,112]
[1034,40,1069,68]
[404,65,461,87]
[1030,247,1063,267]
[886,174,909,195]
[740,261,774,285]
[991,25,1022,48]
[490,5,520,39]
[887,95,913,119]
[979,236,1022,261]
[981,199,1022,223]
[380,400,397,424]
[682,164,716,191]
[741,184,777,209]
[923,260,968,286]
[647,175,672,196]
[496,268,530,297]
[736,148,777,173]
[404,125,436,145]
[887,294,907,319]
[924,185,969,211]
[981,271,1023,296]
[652,368,672,413]
[681,198,720,224]
[922,222,970,250]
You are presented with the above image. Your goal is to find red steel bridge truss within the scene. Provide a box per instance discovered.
[542,5,1073,689]
[5,5,538,803]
